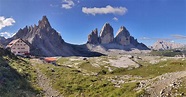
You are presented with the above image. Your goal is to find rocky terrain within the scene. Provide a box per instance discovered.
[151,40,185,50]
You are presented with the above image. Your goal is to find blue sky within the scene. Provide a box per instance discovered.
[0,0,186,46]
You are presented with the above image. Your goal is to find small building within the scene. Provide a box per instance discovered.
[44,57,57,63]
[6,38,30,55]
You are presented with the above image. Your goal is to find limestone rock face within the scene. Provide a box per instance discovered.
[130,36,138,46]
[86,23,149,50]
[115,26,130,45]
[87,28,99,44]
[152,40,185,50]
[99,23,114,44]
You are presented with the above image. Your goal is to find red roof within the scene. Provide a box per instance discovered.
[44,57,57,62]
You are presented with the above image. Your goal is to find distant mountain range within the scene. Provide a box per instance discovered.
[151,40,185,50]
[0,16,149,56]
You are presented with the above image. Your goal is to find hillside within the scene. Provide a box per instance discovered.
[0,48,42,96]
[1,47,186,96]
[31,54,186,97]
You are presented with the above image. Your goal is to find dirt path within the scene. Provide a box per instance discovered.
[30,59,62,97]
[144,71,186,97]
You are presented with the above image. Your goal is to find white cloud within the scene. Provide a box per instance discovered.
[82,5,127,16]
[140,37,151,40]
[171,34,186,39]
[113,17,118,21]
[62,0,75,9]
[140,37,171,41]
[0,32,15,38]
[0,16,15,30]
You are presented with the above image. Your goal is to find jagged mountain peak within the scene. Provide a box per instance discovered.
[100,23,114,44]
[87,28,99,44]
[115,26,130,37]
[38,16,51,29]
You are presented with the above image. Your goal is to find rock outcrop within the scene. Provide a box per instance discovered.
[87,23,149,50]
[151,40,185,50]
[87,28,99,44]
[99,23,114,44]
[115,26,130,45]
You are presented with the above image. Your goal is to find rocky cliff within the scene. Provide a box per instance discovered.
[99,23,114,44]
[87,23,149,50]
[87,28,99,44]
[115,26,130,45]
[151,40,185,50]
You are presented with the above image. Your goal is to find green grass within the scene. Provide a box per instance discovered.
[0,48,42,97]
[150,50,182,57]
[56,57,69,64]
[111,59,186,78]
[36,62,145,97]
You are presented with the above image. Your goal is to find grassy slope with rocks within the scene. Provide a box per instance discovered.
[33,57,145,97]
[1,47,186,97]
[0,48,42,97]
[112,58,186,78]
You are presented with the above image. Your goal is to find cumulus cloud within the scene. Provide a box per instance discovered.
[0,16,15,30]
[113,17,118,21]
[62,0,75,9]
[0,32,15,38]
[82,5,127,16]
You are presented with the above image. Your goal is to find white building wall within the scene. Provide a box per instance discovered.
[10,40,30,55]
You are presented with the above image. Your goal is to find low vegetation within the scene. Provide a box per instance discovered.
[36,60,145,97]
[0,48,42,97]
[171,77,186,96]
[1,47,186,97]
[111,58,186,78]
[150,50,183,57]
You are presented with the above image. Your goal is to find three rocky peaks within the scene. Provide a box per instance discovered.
[87,23,147,49]
[0,16,149,56]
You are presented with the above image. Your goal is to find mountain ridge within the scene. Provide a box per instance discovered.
[151,40,185,50]
[0,16,149,56]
